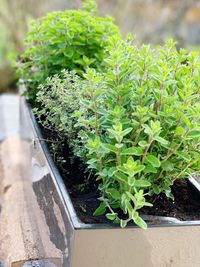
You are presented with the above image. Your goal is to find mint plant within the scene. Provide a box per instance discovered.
[17,0,121,102]
[34,36,200,228]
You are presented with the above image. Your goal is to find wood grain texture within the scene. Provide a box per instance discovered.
[0,95,65,266]
[0,137,63,266]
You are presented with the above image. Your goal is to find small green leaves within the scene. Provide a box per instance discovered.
[146,154,161,168]
[121,157,145,177]
[19,1,121,102]
[107,124,132,143]
[144,121,161,138]
[32,13,200,231]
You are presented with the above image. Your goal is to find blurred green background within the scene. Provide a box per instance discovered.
[0,0,200,92]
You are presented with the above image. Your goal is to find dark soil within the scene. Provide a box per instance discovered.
[40,125,200,224]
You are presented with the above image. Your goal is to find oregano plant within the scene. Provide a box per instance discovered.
[17,0,121,102]
[34,35,200,228]
[74,37,200,228]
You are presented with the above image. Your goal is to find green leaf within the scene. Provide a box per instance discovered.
[124,147,143,156]
[114,172,128,183]
[120,219,127,228]
[133,165,145,174]
[165,189,174,200]
[133,216,147,229]
[99,169,108,177]
[108,167,117,177]
[138,141,148,147]
[152,184,160,194]
[87,158,98,165]
[144,202,153,207]
[186,130,200,139]
[154,136,169,146]
[126,192,137,205]
[121,127,133,137]
[93,203,106,216]
[106,213,117,221]
[106,188,121,199]
[103,144,118,153]
[182,115,191,127]
[176,151,191,162]
[144,164,158,173]
[128,176,136,186]
[143,124,153,137]
[175,126,185,136]
[161,161,174,171]
[115,143,124,149]
[134,180,151,188]
[146,154,161,168]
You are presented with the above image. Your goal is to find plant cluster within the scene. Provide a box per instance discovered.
[36,37,200,228]
[35,70,83,157]
[20,1,200,228]
[17,0,121,102]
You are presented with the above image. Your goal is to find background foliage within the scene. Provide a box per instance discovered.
[18,1,120,102]
[0,0,200,92]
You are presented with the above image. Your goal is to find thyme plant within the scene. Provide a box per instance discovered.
[35,70,83,157]
[35,37,200,228]
[17,0,121,102]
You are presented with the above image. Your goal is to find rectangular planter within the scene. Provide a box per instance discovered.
[20,96,200,267]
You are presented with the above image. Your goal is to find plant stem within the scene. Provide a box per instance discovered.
[142,138,153,164]
[172,160,193,182]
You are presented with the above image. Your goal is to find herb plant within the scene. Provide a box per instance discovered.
[35,70,83,157]
[18,0,121,102]
[34,31,200,228]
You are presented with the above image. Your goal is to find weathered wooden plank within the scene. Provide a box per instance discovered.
[0,95,67,266]
[0,137,63,266]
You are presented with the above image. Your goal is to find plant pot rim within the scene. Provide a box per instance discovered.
[25,100,200,230]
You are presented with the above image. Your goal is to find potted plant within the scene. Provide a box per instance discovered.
[18,1,200,266]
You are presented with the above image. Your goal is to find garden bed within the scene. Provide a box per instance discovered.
[17,0,200,230]
[33,111,200,226]
[22,100,200,267]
